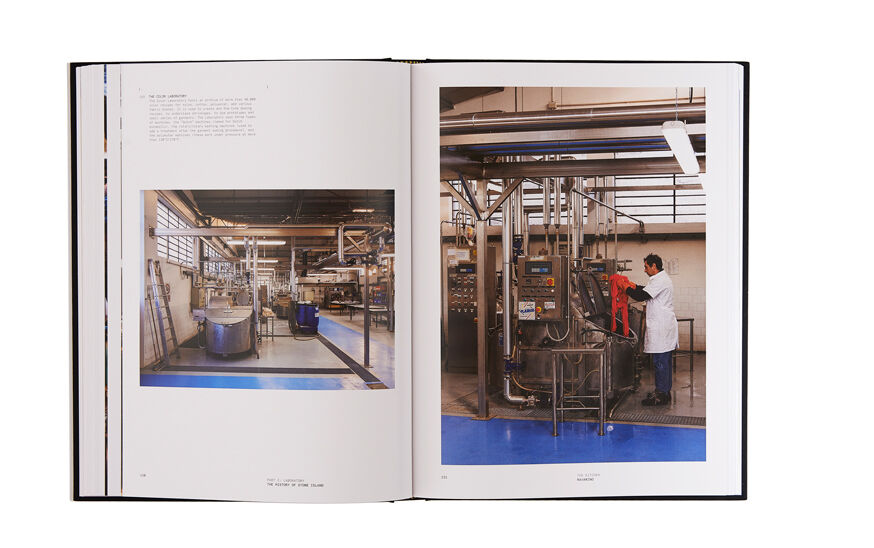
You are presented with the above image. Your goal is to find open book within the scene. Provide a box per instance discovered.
[71,60,747,501]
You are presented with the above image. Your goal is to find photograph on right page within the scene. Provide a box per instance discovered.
[439,86,706,465]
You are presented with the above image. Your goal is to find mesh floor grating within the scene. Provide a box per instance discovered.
[610,411,705,426]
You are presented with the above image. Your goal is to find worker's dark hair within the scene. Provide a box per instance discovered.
[644,253,663,271]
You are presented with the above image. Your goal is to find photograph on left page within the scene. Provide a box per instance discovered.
[140,188,396,391]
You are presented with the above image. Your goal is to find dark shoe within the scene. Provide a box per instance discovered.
[642,391,671,406]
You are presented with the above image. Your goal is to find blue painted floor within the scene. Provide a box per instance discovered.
[442,415,705,465]
[318,317,395,389]
[140,374,346,390]
[140,316,394,391]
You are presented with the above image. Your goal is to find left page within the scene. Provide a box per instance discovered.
[102,61,411,502]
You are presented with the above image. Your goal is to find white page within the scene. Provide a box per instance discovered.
[412,62,744,498]
[74,64,107,497]
[113,61,411,502]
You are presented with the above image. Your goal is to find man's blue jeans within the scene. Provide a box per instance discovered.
[651,351,673,394]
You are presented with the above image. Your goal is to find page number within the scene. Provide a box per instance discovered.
[440,475,448,480]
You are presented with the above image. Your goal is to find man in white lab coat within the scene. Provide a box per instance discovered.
[624,253,679,406]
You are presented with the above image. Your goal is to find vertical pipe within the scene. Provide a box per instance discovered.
[290,237,296,300]
[551,354,558,436]
[253,239,260,335]
[387,257,395,332]
[502,179,512,361]
[542,174,551,252]
[613,176,618,265]
[476,182,489,418]
[337,225,345,265]
[599,349,606,436]
[363,235,371,367]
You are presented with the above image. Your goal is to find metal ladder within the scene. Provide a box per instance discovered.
[148,259,180,370]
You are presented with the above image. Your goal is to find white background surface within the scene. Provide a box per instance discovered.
[1,0,870,546]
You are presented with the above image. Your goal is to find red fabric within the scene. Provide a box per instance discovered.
[610,274,631,336]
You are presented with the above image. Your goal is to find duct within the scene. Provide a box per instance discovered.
[440,103,706,134]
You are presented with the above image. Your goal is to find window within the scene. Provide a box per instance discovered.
[203,241,222,277]
[156,200,195,267]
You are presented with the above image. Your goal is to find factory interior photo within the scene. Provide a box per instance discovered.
[140,189,396,390]
[439,86,707,464]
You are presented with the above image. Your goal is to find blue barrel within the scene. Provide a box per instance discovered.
[297,303,319,335]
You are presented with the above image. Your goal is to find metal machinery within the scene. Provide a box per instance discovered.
[441,173,647,436]
[445,246,496,373]
[204,305,255,356]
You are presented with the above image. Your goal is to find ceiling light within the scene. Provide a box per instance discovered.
[353,208,375,213]
[662,121,700,175]
[239,258,278,263]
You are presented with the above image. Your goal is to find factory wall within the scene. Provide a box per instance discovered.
[142,190,200,367]
[440,236,706,352]
[599,238,706,352]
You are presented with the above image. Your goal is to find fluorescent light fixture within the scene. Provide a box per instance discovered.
[353,208,375,213]
[226,240,286,246]
[662,121,700,175]
[239,258,278,263]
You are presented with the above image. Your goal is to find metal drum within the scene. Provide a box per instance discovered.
[205,306,253,355]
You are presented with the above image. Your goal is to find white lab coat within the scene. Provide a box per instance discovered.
[642,270,679,353]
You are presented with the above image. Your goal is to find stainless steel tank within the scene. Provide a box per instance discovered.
[205,306,253,355]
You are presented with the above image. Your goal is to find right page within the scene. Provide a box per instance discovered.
[412,62,745,498]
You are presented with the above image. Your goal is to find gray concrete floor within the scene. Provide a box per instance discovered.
[143,308,396,391]
[145,320,370,389]
[441,352,706,424]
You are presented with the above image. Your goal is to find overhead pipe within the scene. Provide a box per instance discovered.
[440,103,706,134]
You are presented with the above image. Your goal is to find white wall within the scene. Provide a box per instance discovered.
[142,190,200,367]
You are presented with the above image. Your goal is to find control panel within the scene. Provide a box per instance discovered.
[582,258,617,295]
[518,255,567,321]
[370,284,387,306]
[445,246,496,374]
[448,262,477,313]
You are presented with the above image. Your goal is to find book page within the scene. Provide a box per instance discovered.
[108,61,411,502]
[412,62,744,498]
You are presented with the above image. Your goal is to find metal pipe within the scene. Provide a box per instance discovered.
[571,185,645,233]
[363,235,370,367]
[337,225,345,265]
[613,176,619,265]
[503,374,531,405]
[552,356,558,437]
[542,174,551,241]
[476,181,489,419]
[440,103,706,134]
[290,237,296,300]
[502,180,512,360]
[599,348,606,436]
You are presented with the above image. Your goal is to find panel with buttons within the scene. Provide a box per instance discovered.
[517,255,567,321]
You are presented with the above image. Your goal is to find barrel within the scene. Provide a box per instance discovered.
[296,303,319,335]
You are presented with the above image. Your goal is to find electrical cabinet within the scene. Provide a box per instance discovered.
[445,246,495,373]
